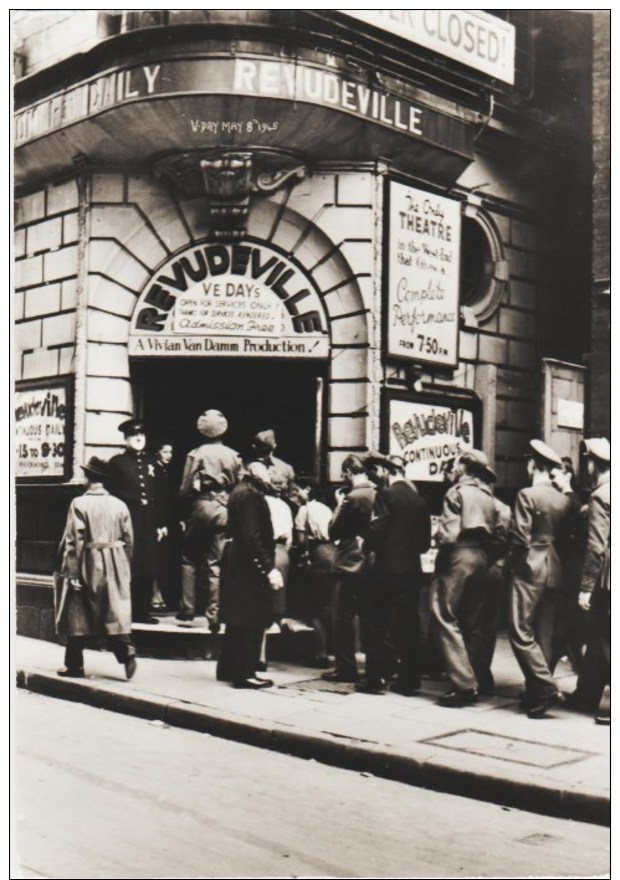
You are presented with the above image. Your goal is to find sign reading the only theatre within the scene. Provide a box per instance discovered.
[129,240,329,358]
[387,181,461,367]
[388,396,474,482]
[16,382,69,479]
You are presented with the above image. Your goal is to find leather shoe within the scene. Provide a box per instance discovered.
[57,667,85,678]
[321,670,358,683]
[176,613,194,622]
[390,681,421,697]
[209,622,221,634]
[527,691,566,719]
[255,661,268,672]
[233,677,274,689]
[354,679,387,695]
[438,688,478,707]
[125,655,137,681]
[308,656,332,669]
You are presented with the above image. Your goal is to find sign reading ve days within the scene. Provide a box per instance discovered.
[388,397,474,482]
[129,240,329,359]
[387,181,461,367]
[16,384,69,478]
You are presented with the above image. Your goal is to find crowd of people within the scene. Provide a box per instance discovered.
[53,408,611,725]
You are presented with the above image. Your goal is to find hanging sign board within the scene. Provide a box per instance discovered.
[15,380,72,480]
[339,10,515,84]
[386,181,461,367]
[129,239,329,359]
[387,395,476,482]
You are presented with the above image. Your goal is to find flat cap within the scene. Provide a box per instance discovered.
[460,448,496,480]
[529,439,563,468]
[581,437,611,463]
[118,418,146,437]
[197,409,227,439]
[254,429,276,451]
[365,451,400,474]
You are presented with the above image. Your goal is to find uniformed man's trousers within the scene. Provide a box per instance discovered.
[431,544,489,693]
[573,589,610,710]
[510,576,560,701]
[217,624,264,683]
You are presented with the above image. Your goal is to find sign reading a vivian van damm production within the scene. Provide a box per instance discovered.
[129,239,329,359]
[387,181,461,368]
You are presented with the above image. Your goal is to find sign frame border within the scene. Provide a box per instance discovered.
[15,375,75,484]
[383,174,462,370]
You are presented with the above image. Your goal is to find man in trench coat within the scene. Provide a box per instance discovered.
[55,456,137,679]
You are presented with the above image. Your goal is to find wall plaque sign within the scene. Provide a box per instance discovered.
[16,378,72,480]
[386,394,477,482]
[387,180,461,367]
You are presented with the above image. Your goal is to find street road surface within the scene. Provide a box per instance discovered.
[13,691,610,879]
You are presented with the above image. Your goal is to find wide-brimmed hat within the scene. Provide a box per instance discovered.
[581,437,611,463]
[197,409,227,439]
[118,418,146,437]
[365,451,400,474]
[528,439,563,468]
[81,455,108,480]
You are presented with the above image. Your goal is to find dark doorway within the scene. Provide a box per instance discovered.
[132,358,326,483]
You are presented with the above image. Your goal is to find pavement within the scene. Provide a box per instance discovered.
[14,630,610,827]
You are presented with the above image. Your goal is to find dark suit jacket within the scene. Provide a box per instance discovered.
[365,479,431,576]
[329,481,376,574]
[220,479,275,628]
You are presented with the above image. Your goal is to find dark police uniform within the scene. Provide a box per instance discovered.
[106,449,163,623]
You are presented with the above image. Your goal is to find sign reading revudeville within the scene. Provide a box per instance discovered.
[16,384,69,478]
[340,10,516,85]
[388,397,474,482]
[129,240,329,359]
[387,181,461,367]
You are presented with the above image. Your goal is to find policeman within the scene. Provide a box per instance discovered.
[508,439,571,718]
[180,410,243,500]
[106,419,165,625]
[430,449,497,706]
[568,437,611,723]
[251,429,296,495]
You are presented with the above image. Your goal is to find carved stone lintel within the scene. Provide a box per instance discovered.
[152,149,306,241]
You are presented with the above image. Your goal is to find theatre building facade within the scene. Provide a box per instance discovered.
[15,10,595,585]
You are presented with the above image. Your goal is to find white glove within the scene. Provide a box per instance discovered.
[578,590,592,612]
[268,568,284,590]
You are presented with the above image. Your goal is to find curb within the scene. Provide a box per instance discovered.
[17,668,610,828]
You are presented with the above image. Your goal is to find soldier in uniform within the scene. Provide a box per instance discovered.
[430,449,498,706]
[106,419,166,625]
[567,437,611,723]
[179,409,243,500]
[251,429,296,495]
[508,439,572,718]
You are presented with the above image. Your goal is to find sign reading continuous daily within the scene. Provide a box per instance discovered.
[387,181,461,367]
[388,397,474,482]
[340,10,515,84]
[15,56,469,153]
[129,241,329,359]
[16,385,68,478]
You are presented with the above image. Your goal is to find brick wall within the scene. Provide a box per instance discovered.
[15,179,80,382]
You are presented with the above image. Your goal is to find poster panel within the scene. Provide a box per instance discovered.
[387,181,461,367]
[16,380,72,480]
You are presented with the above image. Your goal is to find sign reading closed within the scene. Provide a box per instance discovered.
[387,181,461,367]
[388,396,475,482]
[129,239,329,358]
[16,383,70,479]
